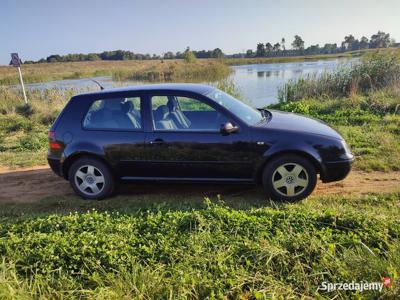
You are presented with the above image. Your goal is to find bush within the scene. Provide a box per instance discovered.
[183,50,197,63]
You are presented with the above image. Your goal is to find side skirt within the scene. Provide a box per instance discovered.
[120,176,255,184]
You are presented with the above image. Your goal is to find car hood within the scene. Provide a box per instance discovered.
[256,109,343,140]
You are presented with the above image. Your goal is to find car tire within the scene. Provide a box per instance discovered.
[68,157,115,200]
[262,154,317,202]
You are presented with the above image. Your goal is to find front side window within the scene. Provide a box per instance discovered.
[151,95,228,131]
[83,97,142,130]
[206,89,263,125]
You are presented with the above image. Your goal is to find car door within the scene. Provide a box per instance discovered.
[82,95,147,177]
[143,92,255,180]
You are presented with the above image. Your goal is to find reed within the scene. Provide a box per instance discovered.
[278,50,400,102]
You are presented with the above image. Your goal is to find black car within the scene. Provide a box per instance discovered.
[48,83,354,201]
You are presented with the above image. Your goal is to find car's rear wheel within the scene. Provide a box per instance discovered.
[68,157,114,200]
[262,154,317,202]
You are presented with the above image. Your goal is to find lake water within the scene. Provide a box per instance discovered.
[229,58,358,107]
[24,57,358,107]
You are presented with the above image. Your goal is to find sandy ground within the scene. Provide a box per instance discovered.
[0,166,399,203]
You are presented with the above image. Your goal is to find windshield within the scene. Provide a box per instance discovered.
[206,89,264,125]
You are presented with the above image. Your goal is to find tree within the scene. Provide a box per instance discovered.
[273,43,281,52]
[265,42,273,53]
[246,49,254,57]
[211,48,224,59]
[292,35,304,50]
[163,51,175,59]
[370,31,391,48]
[87,53,100,61]
[256,43,266,57]
[46,54,62,62]
[322,43,338,54]
[341,34,355,51]
[359,36,369,49]
[281,38,286,51]
[305,44,320,55]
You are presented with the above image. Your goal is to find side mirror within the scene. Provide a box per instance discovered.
[220,122,239,135]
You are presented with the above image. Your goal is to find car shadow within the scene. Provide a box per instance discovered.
[0,168,283,217]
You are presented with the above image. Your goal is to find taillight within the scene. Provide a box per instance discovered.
[48,131,62,150]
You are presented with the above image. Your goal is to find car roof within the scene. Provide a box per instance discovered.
[75,83,216,98]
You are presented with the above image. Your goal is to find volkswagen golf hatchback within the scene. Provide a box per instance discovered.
[48,83,354,201]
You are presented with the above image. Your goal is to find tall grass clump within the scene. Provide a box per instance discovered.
[279,51,400,102]
[112,60,231,82]
[0,87,75,167]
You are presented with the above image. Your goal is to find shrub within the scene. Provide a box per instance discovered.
[183,50,197,63]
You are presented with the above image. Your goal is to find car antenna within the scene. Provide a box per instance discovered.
[91,79,104,90]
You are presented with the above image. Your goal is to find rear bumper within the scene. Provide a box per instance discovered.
[48,158,63,177]
[320,157,354,183]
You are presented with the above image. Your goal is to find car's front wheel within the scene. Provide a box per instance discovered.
[68,157,115,200]
[262,154,317,202]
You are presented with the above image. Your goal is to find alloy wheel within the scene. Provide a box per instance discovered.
[271,163,309,197]
[74,165,105,196]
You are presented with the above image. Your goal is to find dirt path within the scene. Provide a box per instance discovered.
[0,166,399,203]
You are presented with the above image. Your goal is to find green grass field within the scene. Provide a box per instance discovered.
[0,191,399,299]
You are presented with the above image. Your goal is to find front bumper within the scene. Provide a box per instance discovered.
[320,156,354,183]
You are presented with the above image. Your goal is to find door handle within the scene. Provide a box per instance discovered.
[149,138,164,145]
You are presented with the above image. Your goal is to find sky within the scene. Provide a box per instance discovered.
[1,0,400,64]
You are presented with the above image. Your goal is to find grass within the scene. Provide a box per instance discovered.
[222,48,399,66]
[0,59,230,86]
[224,50,360,66]
[268,51,400,172]
[112,60,230,82]
[278,49,400,102]
[0,87,73,168]
[0,191,398,299]
[268,90,400,172]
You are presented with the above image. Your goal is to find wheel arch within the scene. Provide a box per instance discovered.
[254,150,322,184]
[62,152,114,180]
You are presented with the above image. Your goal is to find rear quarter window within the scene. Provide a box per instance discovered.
[83,97,142,130]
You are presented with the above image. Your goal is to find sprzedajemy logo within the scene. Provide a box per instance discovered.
[320,277,393,293]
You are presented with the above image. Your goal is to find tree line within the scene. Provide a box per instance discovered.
[23,47,224,64]
[246,31,395,58]
[20,31,397,64]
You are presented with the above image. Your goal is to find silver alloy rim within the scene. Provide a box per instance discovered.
[74,165,105,196]
[272,163,309,197]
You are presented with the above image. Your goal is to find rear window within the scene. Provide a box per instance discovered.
[83,97,142,130]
